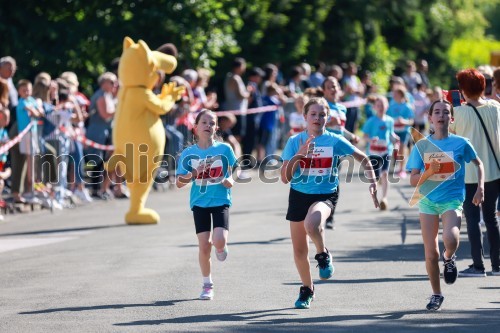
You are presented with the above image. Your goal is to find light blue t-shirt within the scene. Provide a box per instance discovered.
[387,101,414,133]
[362,115,395,156]
[176,141,238,209]
[282,130,356,194]
[406,134,477,203]
[16,97,38,132]
[327,100,347,135]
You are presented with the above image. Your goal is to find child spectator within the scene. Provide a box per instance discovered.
[14,79,44,203]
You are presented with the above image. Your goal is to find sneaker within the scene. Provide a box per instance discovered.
[442,250,458,285]
[315,249,335,280]
[294,286,314,309]
[458,265,486,277]
[215,246,228,262]
[426,294,444,311]
[74,189,93,203]
[379,198,388,211]
[199,283,214,300]
[325,216,334,230]
[491,268,500,276]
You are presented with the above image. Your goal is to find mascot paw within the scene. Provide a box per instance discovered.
[125,208,160,225]
[160,82,185,102]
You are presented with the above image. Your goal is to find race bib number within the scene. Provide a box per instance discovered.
[394,123,406,132]
[192,156,224,186]
[369,139,388,155]
[424,151,456,181]
[300,146,334,176]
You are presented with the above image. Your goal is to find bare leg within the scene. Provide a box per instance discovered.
[197,231,212,277]
[304,201,331,254]
[212,227,228,251]
[441,210,461,258]
[420,213,441,294]
[290,221,312,288]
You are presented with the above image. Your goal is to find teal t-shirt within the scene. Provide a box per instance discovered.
[387,101,414,133]
[282,130,355,194]
[326,100,347,135]
[176,141,238,209]
[362,115,395,156]
[406,134,477,203]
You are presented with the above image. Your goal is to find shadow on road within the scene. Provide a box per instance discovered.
[19,299,197,315]
[282,275,428,286]
[112,307,500,332]
[178,237,289,248]
[0,224,127,237]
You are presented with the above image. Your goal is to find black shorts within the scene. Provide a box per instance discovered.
[192,205,229,234]
[286,188,339,222]
[369,154,390,180]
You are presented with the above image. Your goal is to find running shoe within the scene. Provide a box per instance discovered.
[199,283,214,300]
[492,268,500,276]
[426,294,444,311]
[442,250,458,285]
[459,265,486,277]
[294,286,314,309]
[215,246,228,262]
[315,249,334,280]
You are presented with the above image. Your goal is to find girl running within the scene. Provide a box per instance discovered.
[281,97,379,309]
[176,109,238,300]
[406,99,484,311]
[362,95,400,210]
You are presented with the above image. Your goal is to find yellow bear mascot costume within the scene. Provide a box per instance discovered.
[111,37,184,224]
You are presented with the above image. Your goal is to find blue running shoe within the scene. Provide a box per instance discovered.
[315,249,334,280]
[294,286,314,309]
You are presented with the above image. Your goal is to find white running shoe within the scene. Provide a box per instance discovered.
[74,189,93,203]
[215,246,228,262]
[199,283,214,300]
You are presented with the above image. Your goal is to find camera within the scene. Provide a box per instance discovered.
[449,90,462,107]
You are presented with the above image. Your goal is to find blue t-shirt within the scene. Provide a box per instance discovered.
[16,97,38,132]
[387,101,414,133]
[176,141,238,209]
[282,130,356,194]
[406,134,477,203]
[362,115,395,156]
[327,100,347,135]
[260,95,280,131]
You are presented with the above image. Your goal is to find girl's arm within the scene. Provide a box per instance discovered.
[280,135,314,184]
[352,149,379,208]
[471,158,484,206]
[222,165,236,188]
[176,163,205,189]
[176,171,196,189]
[409,159,439,187]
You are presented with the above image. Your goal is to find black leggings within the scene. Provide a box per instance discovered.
[463,178,500,270]
[192,205,230,234]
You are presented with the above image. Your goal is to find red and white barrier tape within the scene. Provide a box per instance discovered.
[0,121,34,155]
[216,105,278,116]
[216,99,367,117]
[59,126,115,151]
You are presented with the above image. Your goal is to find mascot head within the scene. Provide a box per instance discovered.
[118,37,177,89]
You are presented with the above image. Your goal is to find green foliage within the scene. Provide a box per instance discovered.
[448,38,500,69]
[0,0,498,96]
[365,35,401,92]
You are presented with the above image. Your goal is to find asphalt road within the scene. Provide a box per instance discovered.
[0,168,499,332]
